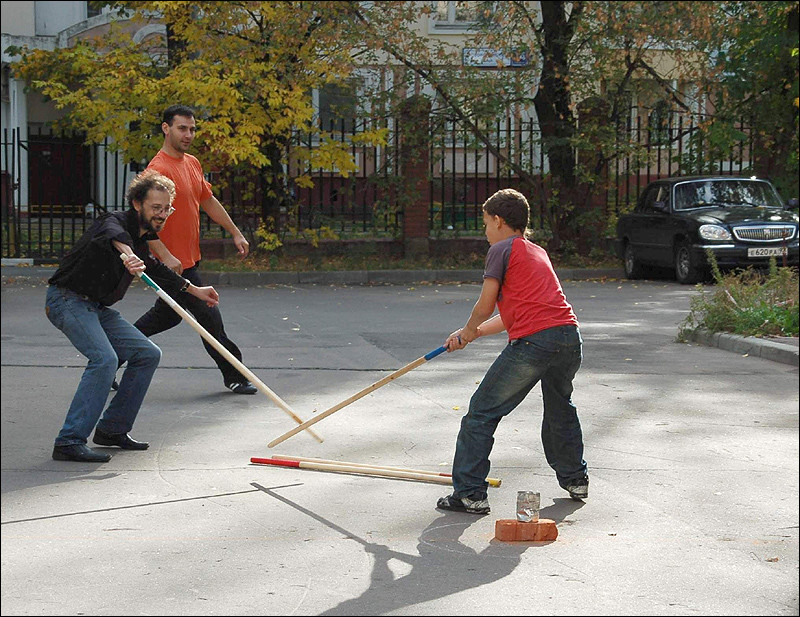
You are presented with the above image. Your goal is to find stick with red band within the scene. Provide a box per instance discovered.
[250,456,501,487]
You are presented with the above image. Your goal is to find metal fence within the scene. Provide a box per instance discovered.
[2,110,754,261]
[287,118,403,236]
[610,111,754,216]
[1,127,133,260]
[430,117,547,235]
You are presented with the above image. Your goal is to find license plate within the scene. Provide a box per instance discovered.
[747,246,788,257]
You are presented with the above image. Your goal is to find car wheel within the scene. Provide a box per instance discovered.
[623,243,644,279]
[674,241,701,284]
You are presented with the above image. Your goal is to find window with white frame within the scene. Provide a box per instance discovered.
[431,1,485,30]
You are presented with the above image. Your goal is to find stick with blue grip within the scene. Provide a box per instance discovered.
[119,253,323,443]
[268,345,448,448]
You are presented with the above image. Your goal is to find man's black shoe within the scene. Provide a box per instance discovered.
[225,380,258,395]
[93,429,149,450]
[52,444,112,462]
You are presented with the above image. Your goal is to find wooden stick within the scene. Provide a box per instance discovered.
[251,456,455,485]
[266,455,502,487]
[267,346,447,448]
[120,253,322,443]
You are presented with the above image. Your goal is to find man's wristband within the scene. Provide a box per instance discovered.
[180,278,191,293]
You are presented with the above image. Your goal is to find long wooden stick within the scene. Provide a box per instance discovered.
[120,253,322,443]
[267,346,447,448]
[264,455,502,487]
[252,456,455,486]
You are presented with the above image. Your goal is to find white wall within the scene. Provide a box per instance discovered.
[1,1,36,36]
[34,0,86,36]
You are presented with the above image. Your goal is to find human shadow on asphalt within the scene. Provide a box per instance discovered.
[540,497,585,522]
[252,482,581,616]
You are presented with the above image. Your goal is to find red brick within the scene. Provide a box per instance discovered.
[494,518,558,542]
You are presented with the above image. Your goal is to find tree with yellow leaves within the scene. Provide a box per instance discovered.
[11,1,387,227]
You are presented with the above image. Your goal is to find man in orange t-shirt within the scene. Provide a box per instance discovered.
[130,105,256,394]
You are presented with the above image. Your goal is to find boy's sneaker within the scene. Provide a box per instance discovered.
[436,493,491,515]
[562,475,589,500]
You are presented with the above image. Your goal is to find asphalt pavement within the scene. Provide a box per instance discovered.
[1,266,798,615]
[3,262,797,366]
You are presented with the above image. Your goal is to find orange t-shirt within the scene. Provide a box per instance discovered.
[147,150,213,269]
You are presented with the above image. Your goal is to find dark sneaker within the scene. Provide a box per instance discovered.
[226,381,258,395]
[562,475,589,500]
[111,379,119,391]
[436,494,491,515]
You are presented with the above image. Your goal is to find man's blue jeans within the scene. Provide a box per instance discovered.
[452,325,587,500]
[45,286,161,446]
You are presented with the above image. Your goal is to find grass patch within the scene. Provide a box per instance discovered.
[201,246,619,272]
[202,251,488,272]
[678,254,799,340]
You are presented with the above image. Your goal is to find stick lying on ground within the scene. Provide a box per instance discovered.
[261,455,502,487]
[251,456,501,487]
[267,346,448,448]
[120,253,322,443]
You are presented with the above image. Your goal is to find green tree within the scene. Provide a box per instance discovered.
[707,1,799,197]
[349,1,796,252]
[12,1,795,254]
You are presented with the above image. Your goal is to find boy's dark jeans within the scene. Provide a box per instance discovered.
[451,325,587,499]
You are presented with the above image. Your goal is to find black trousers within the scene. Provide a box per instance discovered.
[133,264,247,385]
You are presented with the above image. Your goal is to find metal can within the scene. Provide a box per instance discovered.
[516,491,540,522]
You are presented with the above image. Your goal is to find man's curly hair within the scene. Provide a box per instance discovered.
[126,170,176,208]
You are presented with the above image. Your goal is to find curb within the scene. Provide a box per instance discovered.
[201,267,623,286]
[0,264,624,286]
[686,328,799,367]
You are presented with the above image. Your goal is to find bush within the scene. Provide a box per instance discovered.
[678,254,799,340]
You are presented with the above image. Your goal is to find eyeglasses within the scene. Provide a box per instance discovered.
[150,205,175,216]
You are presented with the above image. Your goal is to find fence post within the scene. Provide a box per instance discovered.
[399,95,431,259]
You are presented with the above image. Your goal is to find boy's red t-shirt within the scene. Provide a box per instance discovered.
[147,150,213,269]
[483,236,578,340]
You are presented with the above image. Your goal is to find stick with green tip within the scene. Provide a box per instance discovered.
[119,252,322,443]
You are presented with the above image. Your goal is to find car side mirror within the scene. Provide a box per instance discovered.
[652,201,668,212]
[786,198,799,211]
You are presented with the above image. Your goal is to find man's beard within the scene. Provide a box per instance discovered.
[139,210,164,234]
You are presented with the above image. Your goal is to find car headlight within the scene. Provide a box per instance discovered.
[699,224,732,241]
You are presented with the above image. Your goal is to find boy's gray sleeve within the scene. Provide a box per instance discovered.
[483,241,507,282]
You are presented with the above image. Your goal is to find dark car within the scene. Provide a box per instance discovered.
[615,176,799,284]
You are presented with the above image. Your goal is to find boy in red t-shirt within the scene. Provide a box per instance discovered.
[437,189,588,515]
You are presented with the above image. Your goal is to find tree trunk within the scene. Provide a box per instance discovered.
[260,139,291,229]
[532,1,578,252]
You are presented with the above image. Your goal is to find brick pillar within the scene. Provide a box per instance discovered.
[399,95,431,259]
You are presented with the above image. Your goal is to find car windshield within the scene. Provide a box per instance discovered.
[674,180,784,211]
